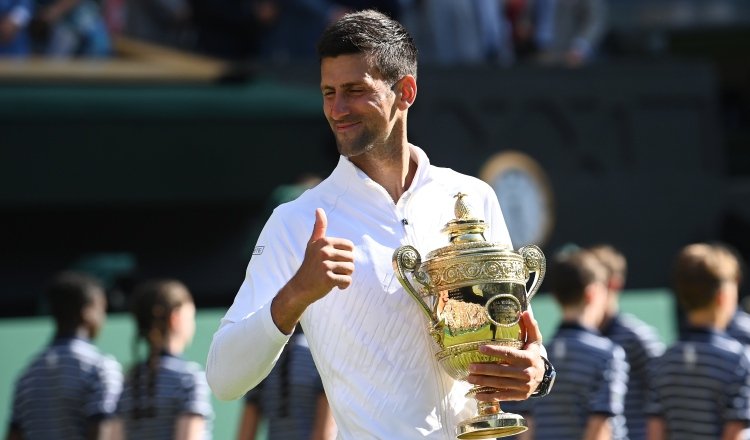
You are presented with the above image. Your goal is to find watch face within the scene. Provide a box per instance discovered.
[479,151,554,248]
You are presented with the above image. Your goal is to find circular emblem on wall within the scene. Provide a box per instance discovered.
[479,150,554,248]
[485,294,522,327]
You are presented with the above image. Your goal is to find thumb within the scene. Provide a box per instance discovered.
[310,208,327,242]
[522,310,543,347]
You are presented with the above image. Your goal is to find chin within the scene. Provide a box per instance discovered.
[337,142,374,158]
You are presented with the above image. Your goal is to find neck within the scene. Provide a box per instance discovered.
[562,306,600,330]
[165,334,186,355]
[350,140,416,203]
[687,308,725,331]
[56,326,91,340]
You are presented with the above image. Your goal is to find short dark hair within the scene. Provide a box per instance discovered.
[46,271,104,329]
[317,9,418,84]
[550,249,608,306]
[672,243,742,311]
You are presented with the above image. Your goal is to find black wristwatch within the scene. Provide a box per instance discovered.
[531,356,556,398]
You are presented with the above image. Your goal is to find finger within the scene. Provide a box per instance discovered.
[328,238,355,252]
[472,387,529,402]
[330,273,353,290]
[318,246,355,264]
[521,311,543,347]
[325,260,355,275]
[469,361,525,379]
[310,208,327,242]
[478,344,523,362]
[466,373,528,393]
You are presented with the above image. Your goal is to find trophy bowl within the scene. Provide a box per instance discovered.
[392,193,546,439]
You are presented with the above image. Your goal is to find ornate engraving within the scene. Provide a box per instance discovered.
[485,294,521,327]
[396,246,420,271]
[426,258,527,288]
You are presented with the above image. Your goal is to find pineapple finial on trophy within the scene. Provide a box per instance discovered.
[445,193,486,243]
[454,192,472,220]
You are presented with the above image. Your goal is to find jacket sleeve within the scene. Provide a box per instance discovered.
[205,208,303,400]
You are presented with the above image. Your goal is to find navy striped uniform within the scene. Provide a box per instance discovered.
[531,322,629,440]
[10,337,123,439]
[727,309,750,346]
[646,327,750,440]
[602,313,665,440]
[244,333,327,439]
[117,354,213,439]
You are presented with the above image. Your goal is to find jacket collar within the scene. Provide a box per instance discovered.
[329,145,431,202]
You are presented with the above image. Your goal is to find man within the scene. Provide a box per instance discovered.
[727,306,750,346]
[207,10,553,439]
[6,271,123,440]
[646,243,750,440]
[521,249,628,440]
[590,244,665,440]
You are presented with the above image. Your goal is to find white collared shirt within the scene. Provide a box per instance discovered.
[207,146,513,439]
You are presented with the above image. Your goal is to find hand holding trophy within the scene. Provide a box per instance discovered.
[392,192,546,439]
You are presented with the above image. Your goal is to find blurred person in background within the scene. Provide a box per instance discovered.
[533,0,607,67]
[724,244,750,346]
[5,271,123,440]
[727,302,750,345]
[261,0,399,63]
[29,0,111,56]
[123,0,195,50]
[646,243,750,440]
[189,0,278,61]
[237,325,336,440]
[503,0,535,62]
[521,248,628,440]
[419,0,513,65]
[112,279,213,440]
[590,244,665,440]
[0,0,32,55]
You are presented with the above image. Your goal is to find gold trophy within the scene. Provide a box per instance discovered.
[392,193,546,439]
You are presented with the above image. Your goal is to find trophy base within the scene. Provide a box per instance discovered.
[456,412,527,439]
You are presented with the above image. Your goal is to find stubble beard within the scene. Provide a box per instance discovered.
[335,126,379,158]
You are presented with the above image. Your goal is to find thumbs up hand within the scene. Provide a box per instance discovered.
[288,208,355,305]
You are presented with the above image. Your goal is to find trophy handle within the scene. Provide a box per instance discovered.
[392,245,437,324]
[519,245,546,302]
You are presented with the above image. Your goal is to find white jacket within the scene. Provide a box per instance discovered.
[207,146,515,439]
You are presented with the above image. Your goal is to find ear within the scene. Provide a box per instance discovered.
[394,75,417,110]
[81,303,95,325]
[168,307,181,332]
[715,283,737,311]
[583,282,606,305]
[582,284,596,305]
[608,274,625,292]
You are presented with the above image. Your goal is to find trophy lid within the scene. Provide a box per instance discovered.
[426,192,514,261]
[441,192,487,244]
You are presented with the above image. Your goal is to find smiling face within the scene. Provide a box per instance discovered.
[321,54,400,159]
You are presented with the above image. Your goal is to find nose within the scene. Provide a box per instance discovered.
[328,93,349,120]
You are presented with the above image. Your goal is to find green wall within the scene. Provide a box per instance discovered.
[1,290,676,439]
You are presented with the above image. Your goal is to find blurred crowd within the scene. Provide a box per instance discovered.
[0,0,610,68]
